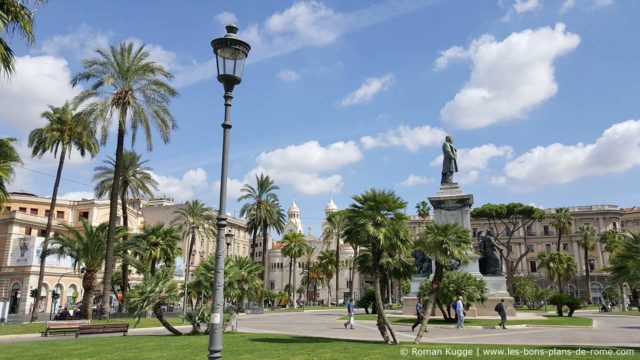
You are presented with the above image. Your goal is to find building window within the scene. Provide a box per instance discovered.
[543,225,550,236]
[562,243,569,251]
[505,227,512,236]
[545,244,552,252]
[5,206,10,212]
[527,244,535,252]
[25,227,32,236]
[270,281,275,290]
[56,211,64,219]
[588,259,596,272]
[78,211,89,220]
[612,222,618,231]
[45,210,50,217]
[472,228,477,238]
[529,261,537,273]
[39,229,47,237]
[18,207,27,213]
[30,208,38,215]
[346,280,352,289]
[526,225,533,236]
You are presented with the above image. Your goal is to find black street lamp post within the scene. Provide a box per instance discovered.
[208,24,250,360]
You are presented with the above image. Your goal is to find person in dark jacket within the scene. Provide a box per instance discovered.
[495,299,507,329]
[411,298,425,332]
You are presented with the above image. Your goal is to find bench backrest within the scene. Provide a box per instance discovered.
[46,320,90,329]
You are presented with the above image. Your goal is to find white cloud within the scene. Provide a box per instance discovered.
[513,0,541,13]
[361,125,447,152]
[490,176,507,187]
[399,174,431,187]
[340,73,394,107]
[560,0,612,13]
[593,0,613,7]
[277,69,301,82]
[125,37,181,72]
[438,23,580,130]
[559,0,576,13]
[252,140,362,195]
[504,120,640,187]
[430,144,514,184]
[150,168,209,203]
[59,191,95,201]
[212,178,245,203]
[215,12,238,26]
[0,55,81,133]
[40,24,111,60]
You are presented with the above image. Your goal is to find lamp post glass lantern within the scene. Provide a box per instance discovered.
[208,24,250,360]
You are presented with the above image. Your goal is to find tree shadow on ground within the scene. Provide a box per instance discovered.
[248,336,376,345]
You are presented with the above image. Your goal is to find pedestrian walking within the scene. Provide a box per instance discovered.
[344,298,355,329]
[454,296,465,328]
[411,298,425,332]
[495,299,507,329]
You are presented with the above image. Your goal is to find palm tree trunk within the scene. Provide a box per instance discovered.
[373,270,397,344]
[261,226,269,285]
[350,246,358,301]
[292,257,297,308]
[436,298,449,320]
[31,147,66,322]
[288,258,293,305]
[335,235,340,305]
[81,270,97,320]
[585,247,592,302]
[153,302,183,336]
[120,186,129,312]
[250,227,258,262]
[414,262,444,344]
[556,232,562,252]
[101,121,126,320]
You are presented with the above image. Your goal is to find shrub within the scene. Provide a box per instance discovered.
[356,285,376,314]
[549,293,583,317]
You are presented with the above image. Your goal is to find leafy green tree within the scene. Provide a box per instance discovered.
[171,200,215,311]
[415,201,431,220]
[603,286,621,304]
[538,251,578,294]
[28,102,99,321]
[93,149,157,305]
[576,224,597,302]
[600,230,632,309]
[238,174,285,279]
[301,261,324,305]
[606,231,640,310]
[0,137,21,208]
[0,0,46,75]
[322,209,347,305]
[128,266,183,335]
[355,285,376,314]
[470,203,545,295]
[132,224,182,276]
[281,232,307,307]
[513,277,553,310]
[549,293,582,317]
[72,41,179,319]
[301,245,316,302]
[550,207,573,252]
[344,189,410,344]
[49,221,108,319]
[413,222,474,343]
[419,271,487,320]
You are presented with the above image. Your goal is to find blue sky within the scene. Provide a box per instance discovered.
[2,0,640,235]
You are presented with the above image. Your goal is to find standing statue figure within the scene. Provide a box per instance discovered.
[478,231,502,276]
[441,135,458,184]
[411,249,433,277]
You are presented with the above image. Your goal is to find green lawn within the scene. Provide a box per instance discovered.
[598,311,640,316]
[0,317,184,336]
[1,333,636,360]
[340,314,593,327]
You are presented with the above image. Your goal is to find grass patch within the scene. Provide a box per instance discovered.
[598,311,640,316]
[0,317,184,336]
[0,332,636,359]
[339,314,593,327]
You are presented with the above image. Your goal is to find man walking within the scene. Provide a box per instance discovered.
[495,299,507,329]
[411,298,425,332]
[455,296,465,329]
[344,298,355,329]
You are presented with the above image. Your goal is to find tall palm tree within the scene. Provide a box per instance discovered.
[411,222,473,343]
[171,200,215,312]
[72,42,179,319]
[28,102,99,322]
[302,245,316,303]
[127,266,183,336]
[0,0,46,75]
[93,149,157,305]
[322,209,347,305]
[0,137,22,208]
[317,248,337,306]
[415,201,431,220]
[538,251,578,294]
[238,174,284,267]
[605,232,640,309]
[132,224,182,276]
[49,221,108,320]
[550,207,573,252]
[576,224,597,302]
[281,232,307,307]
[343,189,410,345]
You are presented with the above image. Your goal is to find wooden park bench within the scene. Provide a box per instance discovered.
[75,323,129,338]
[41,320,90,337]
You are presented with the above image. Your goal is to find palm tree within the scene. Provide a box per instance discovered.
[28,102,99,321]
[238,174,285,270]
[606,232,640,309]
[127,266,183,335]
[343,189,410,344]
[226,256,264,310]
[93,149,157,306]
[0,137,22,208]
[132,224,182,276]
[317,248,337,306]
[49,221,108,320]
[72,42,179,319]
[0,0,46,75]
[412,222,473,343]
[576,224,597,302]
[302,245,316,302]
[415,201,431,220]
[538,251,578,294]
[281,232,307,308]
[171,199,215,312]
[550,207,573,252]
[322,209,347,305]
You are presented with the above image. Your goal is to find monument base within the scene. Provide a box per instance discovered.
[402,296,418,315]
[475,297,516,317]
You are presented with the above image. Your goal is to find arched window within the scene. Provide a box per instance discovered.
[67,284,78,307]
[9,282,21,314]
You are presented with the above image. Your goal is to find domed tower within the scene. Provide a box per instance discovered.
[324,196,338,218]
[283,199,304,234]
